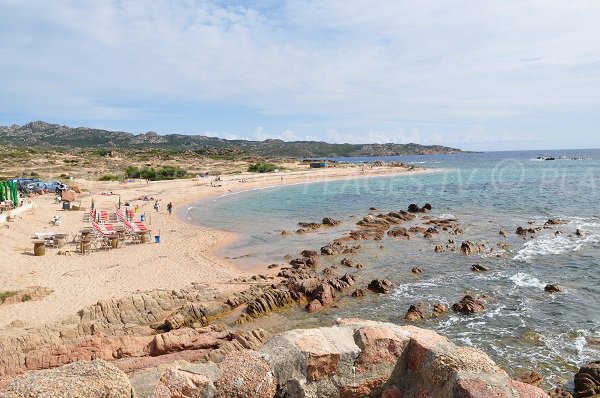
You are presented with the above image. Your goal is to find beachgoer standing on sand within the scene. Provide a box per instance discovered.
[167,202,173,215]
[154,201,159,212]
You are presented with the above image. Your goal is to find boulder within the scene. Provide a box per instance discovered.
[153,367,217,398]
[322,217,342,226]
[573,361,600,398]
[2,360,131,398]
[404,304,426,322]
[461,241,486,255]
[367,279,394,294]
[452,295,486,314]
[214,351,277,398]
[544,284,564,293]
[517,370,544,387]
[411,267,423,274]
[320,241,360,256]
[301,250,320,259]
[471,264,488,272]
[432,303,448,317]
[351,289,366,298]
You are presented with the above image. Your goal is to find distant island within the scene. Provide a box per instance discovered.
[0,121,463,158]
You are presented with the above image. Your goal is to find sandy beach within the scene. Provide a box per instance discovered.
[0,164,429,332]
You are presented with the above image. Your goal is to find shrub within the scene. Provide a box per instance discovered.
[248,162,280,173]
[21,294,32,302]
[0,291,17,303]
[98,174,120,181]
[125,166,187,181]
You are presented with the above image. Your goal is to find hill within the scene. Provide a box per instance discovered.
[0,121,462,158]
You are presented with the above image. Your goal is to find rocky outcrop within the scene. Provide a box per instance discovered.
[246,288,294,317]
[573,361,600,398]
[544,284,564,293]
[322,217,342,226]
[460,241,486,255]
[1,360,131,398]
[320,241,361,256]
[1,320,551,398]
[256,318,547,398]
[368,279,394,294]
[452,295,486,314]
[387,227,412,239]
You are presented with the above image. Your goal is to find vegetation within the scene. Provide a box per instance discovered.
[98,174,120,181]
[0,291,17,303]
[0,121,463,157]
[248,162,280,173]
[125,165,187,180]
[21,294,32,302]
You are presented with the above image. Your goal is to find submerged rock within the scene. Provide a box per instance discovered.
[471,264,488,272]
[460,241,486,255]
[544,284,564,293]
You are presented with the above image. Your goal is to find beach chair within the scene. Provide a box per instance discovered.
[90,220,118,250]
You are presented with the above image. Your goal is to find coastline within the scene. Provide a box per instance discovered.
[0,164,432,332]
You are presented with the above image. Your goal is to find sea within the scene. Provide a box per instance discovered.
[185,149,600,387]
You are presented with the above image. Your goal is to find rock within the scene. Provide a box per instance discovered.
[546,218,568,226]
[574,361,600,398]
[387,227,412,239]
[320,241,360,256]
[549,386,574,398]
[351,289,366,298]
[357,215,390,228]
[460,241,486,255]
[432,303,448,317]
[235,313,254,324]
[153,367,216,398]
[544,284,564,293]
[516,226,529,236]
[290,257,318,269]
[322,217,342,226]
[301,250,319,259]
[499,230,508,237]
[164,302,209,331]
[258,319,547,398]
[2,360,131,398]
[348,229,385,240]
[517,370,544,387]
[340,258,363,268]
[367,279,393,294]
[369,207,378,210]
[434,245,445,253]
[451,295,486,314]
[576,229,583,237]
[587,337,600,346]
[246,288,294,317]
[471,264,488,272]
[404,304,426,322]
[214,351,277,398]
[0,286,53,305]
[411,267,422,274]
[306,283,335,313]
[280,230,290,236]
[497,242,511,251]
[298,222,322,230]
[267,264,279,269]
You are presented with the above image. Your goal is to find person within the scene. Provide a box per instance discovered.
[167,202,173,215]
[154,201,160,212]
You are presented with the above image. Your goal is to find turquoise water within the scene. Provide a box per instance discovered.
[186,150,600,385]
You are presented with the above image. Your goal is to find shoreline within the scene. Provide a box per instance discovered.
[176,166,437,274]
[0,165,432,332]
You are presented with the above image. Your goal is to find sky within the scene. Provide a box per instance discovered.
[1,1,599,151]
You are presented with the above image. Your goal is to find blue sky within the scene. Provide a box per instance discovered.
[1,1,599,151]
